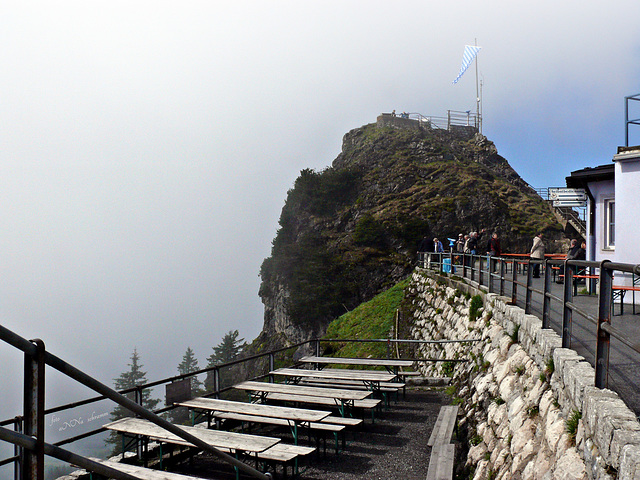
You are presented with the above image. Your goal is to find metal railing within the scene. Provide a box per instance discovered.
[404,110,481,131]
[419,251,640,399]
[0,325,280,480]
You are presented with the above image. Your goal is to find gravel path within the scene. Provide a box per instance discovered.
[174,387,451,480]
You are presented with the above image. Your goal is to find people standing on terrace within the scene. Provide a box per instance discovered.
[467,229,486,255]
[463,234,471,253]
[433,237,444,253]
[456,233,465,253]
[487,232,501,257]
[557,238,586,282]
[530,233,545,278]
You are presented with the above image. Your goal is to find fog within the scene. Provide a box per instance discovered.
[1,1,640,422]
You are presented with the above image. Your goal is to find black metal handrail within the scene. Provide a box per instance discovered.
[0,325,273,480]
[420,251,640,391]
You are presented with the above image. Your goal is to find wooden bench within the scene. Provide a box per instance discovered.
[265,392,381,422]
[427,405,459,447]
[89,458,207,480]
[213,411,346,453]
[216,443,315,478]
[426,406,459,480]
[426,444,455,480]
[613,274,640,315]
[297,377,405,404]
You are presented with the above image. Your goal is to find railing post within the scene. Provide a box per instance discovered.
[525,260,533,314]
[596,261,613,388]
[14,417,22,480]
[499,258,505,296]
[269,353,275,383]
[561,263,575,348]
[470,254,475,282]
[478,255,484,286]
[23,338,45,480]
[487,257,494,293]
[213,367,220,399]
[511,259,518,305]
[542,259,552,328]
[314,338,320,357]
[462,253,467,278]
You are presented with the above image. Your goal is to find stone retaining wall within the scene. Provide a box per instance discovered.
[406,269,640,480]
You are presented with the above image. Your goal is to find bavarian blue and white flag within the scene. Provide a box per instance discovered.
[452,45,481,84]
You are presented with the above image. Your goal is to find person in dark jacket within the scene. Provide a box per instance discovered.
[487,232,501,257]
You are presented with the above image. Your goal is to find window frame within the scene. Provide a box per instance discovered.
[603,198,615,250]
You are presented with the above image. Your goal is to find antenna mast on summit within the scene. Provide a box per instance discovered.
[474,38,482,134]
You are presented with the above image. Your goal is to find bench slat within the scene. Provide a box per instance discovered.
[427,406,459,447]
[266,392,380,410]
[215,412,345,432]
[426,443,455,480]
[89,458,206,480]
[299,378,405,392]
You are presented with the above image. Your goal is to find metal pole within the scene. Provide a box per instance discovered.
[499,258,505,296]
[542,259,552,328]
[23,339,45,480]
[525,260,533,314]
[213,367,220,399]
[470,254,475,282]
[268,353,275,383]
[511,259,518,305]
[596,261,613,388]
[475,38,480,132]
[562,263,575,348]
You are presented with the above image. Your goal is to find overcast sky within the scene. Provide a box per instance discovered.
[1,1,640,419]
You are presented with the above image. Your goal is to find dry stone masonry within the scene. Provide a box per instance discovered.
[406,269,640,480]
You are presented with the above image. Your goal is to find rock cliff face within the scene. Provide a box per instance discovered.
[255,122,563,350]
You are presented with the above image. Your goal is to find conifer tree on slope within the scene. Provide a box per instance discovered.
[168,347,203,424]
[105,348,160,452]
[205,330,246,391]
[178,346,203,395]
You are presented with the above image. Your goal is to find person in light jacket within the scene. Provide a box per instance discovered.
[530,233,545,278]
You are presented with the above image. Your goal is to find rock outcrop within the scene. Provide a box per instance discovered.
[255,121,564,351]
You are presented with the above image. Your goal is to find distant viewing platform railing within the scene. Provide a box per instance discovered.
[0,325,473,479]
[381,110,481,131]
[419,251,640,414]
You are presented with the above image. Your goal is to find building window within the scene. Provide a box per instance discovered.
[604,199,615,249]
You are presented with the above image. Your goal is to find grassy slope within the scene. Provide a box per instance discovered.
[323,277,410,360]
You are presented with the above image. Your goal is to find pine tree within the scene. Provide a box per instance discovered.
[177,347,203,396]
[167,347,204,424]
[205,330,246,391]
[105,349,160,452]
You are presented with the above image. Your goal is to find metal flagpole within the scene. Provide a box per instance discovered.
[475,39,481,133]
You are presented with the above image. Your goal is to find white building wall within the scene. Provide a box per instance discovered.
[613,153,640,286]
[586,179,615,263]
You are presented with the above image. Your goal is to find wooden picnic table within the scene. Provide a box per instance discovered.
[271,367,398,405]
[271,367,396,384]
[234,380,372,418]
[104,417,280,454]
[178,397,330,423]
[176,397,332,444]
